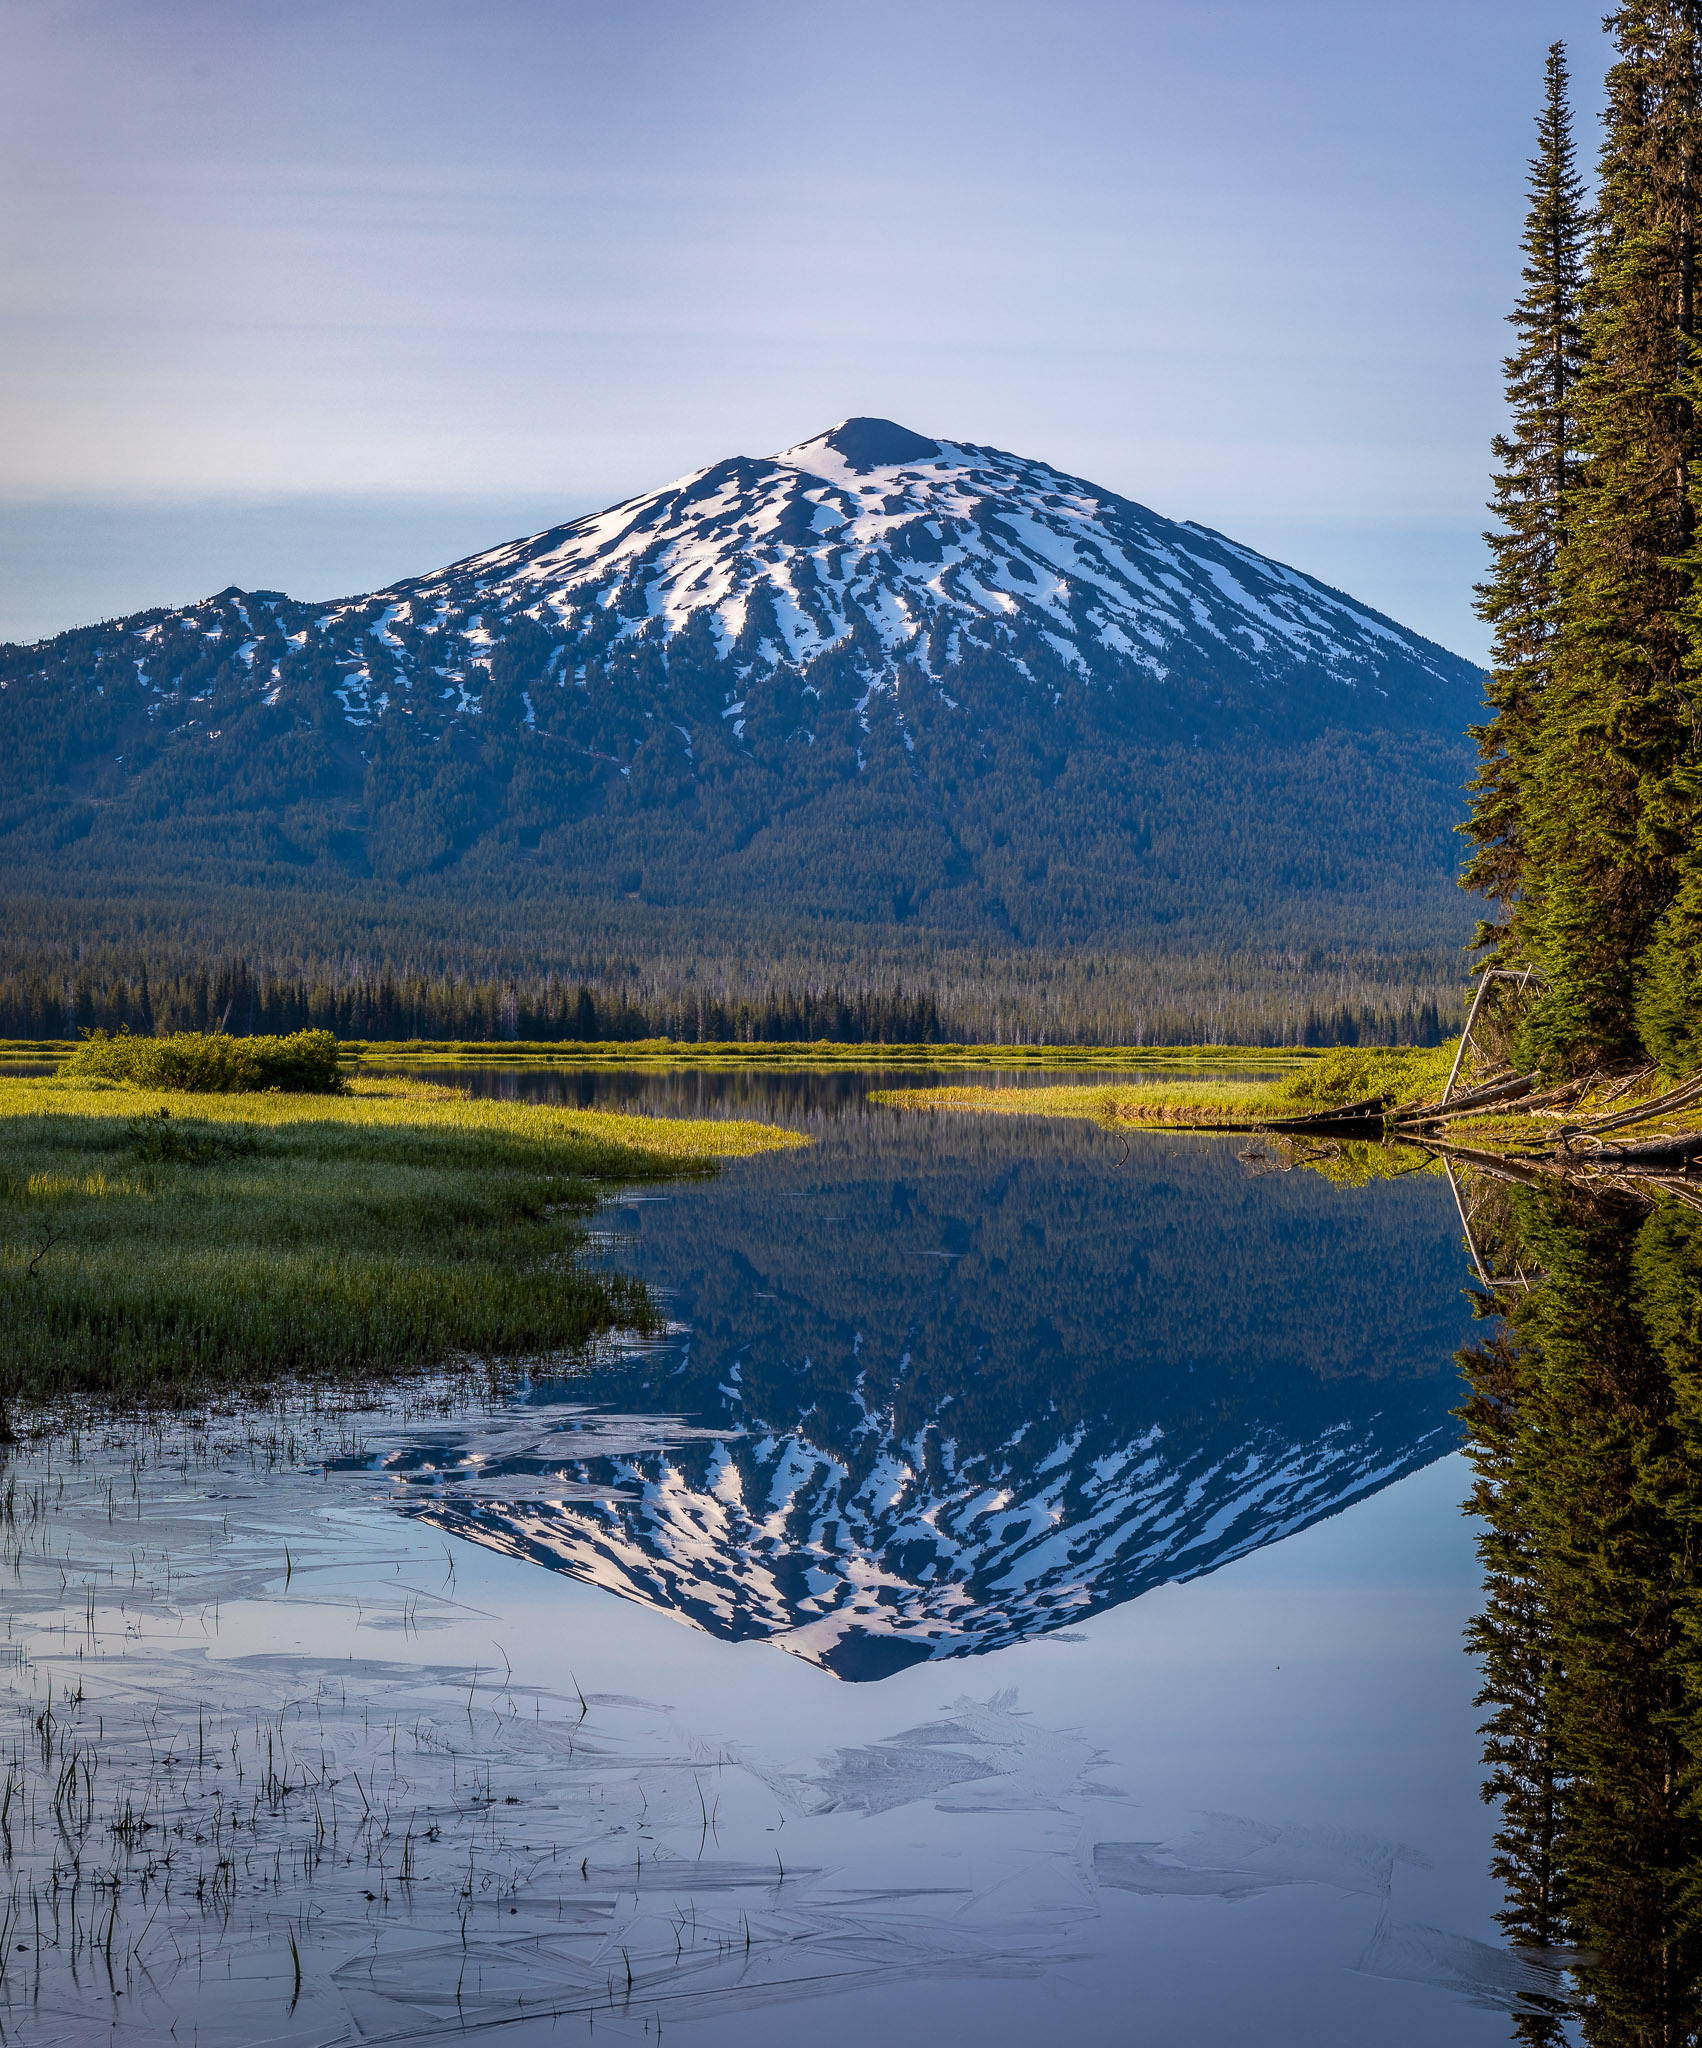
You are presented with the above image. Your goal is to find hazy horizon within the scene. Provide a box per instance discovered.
[3,0,1610,656]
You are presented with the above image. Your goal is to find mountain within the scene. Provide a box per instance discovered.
[0,419,1484,1037]
[384,413,1472,732]
[374,1378,1458,1681]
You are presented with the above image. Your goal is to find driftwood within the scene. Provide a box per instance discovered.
[1567,1131,1702,1170]
[1567,1070,1702,1136]
[1441,969,1538,1103]
[1395,1072,1540,1125]
[1260,1094,1389,1134]
[1420,1137,1567,1189]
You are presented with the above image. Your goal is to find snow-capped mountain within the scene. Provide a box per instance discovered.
[345,1111,1477,1682]
[363,415,1468,720]
[0,416,1484,972]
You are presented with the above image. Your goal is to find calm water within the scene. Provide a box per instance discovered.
[5,1066,1658,2043]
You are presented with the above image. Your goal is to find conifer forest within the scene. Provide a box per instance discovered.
[1468,10,1702,1075]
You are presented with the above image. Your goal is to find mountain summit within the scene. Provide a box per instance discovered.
[0,421,1483,1030]
[373,415,1472,737]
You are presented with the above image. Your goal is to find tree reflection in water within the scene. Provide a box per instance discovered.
[1458,1173,1702,2045]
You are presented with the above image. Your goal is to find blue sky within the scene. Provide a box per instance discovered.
[1,0,1607,653]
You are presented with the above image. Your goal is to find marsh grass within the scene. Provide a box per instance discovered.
[872,1044,1459,1126]
[338,1038,1321,1071]
[870,1077,1287,1124]
[0,1073,803,1401]
[0,1403,861,2036]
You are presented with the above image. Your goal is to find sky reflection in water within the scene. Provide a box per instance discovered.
[4,1066,1602,2046]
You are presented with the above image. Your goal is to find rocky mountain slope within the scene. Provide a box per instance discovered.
[376,413,1472,731]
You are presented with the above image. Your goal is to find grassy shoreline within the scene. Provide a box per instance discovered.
[873,1045,1459,1127]
[0,1036,1325,1071]
[870,1077,1287,1125]
[340,1038,1318,1069]
[0,1071,803,1404]
[869,1048,1702,1213]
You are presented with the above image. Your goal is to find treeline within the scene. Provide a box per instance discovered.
[1468,23,1702,1075]
[0,945,1456,1049]
[0,959,943,1047]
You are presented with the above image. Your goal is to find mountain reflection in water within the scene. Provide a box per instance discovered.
[353,1088,1479,1678]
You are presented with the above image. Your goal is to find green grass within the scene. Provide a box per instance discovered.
[0,1072,804,1403]
[870,1077,1285,1124]
[338,1038,1322,1070]
[871,1043,1459,1126]
[4,1035,1327,1074]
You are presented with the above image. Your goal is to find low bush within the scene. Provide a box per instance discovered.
[62,1029,346,1094]
[1276,1042,1457,1111]
[126,1106,267,1164]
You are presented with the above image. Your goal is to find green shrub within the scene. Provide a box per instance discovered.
[126,1106,267,1164]
[62,1029,346,1095]
[1277,1042,1457,1111]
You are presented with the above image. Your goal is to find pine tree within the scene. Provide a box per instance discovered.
[1637,71,1702,1077]
[1465,43,1587,952]
[1520,3,1702,1072]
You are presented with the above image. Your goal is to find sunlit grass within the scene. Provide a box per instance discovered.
[872,1045,1459,1126]
[338,1038,1322,1070]
[871,1077,1287,1124]
[0,1073,805,1402]
[2,1071,804,1158]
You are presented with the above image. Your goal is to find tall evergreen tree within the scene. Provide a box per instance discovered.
[1518,3,1702,1072]
[1465,42,1588,954]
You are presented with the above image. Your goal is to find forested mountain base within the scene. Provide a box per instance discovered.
[0,594,1473,1047]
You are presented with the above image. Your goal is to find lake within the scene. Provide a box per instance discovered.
[0,1066,1602,2044]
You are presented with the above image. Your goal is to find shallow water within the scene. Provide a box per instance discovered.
[1,1070,1546,2044]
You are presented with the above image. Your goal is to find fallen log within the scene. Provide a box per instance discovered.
[1261,1094,1389,1133]
[1416,1137,1567,1188]
[1570,1070,1702,1136]
[1394,1072,1540,1124]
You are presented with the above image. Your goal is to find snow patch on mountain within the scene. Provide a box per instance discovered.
[361,417,1463,708]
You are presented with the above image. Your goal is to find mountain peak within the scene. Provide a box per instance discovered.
[0,417,1486,976]
[774,416,941,476]
[436,417,1474,720]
